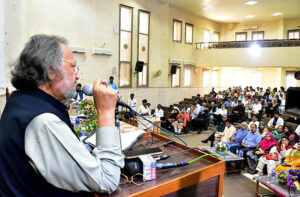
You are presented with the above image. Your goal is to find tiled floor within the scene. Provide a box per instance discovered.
[161,128,273,197]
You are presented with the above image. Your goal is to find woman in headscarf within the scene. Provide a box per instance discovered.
[275,141,300,174]
[256,136,292,176]
[258,122,269,138]
[246,132,276,174]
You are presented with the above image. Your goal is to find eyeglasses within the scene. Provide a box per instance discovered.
[63,59,79,74]
[119,173,145,185]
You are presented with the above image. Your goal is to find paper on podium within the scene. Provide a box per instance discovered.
[83,121,145,152]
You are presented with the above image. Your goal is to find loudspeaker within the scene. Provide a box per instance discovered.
[170,65,177,74]
[286,87,300,116]
[135,61,144,72]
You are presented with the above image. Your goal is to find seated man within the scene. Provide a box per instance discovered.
[224,97,233,107]
[267,112,284,131]
[202,115,228,147]
[252,98,262,117]
[127,93,137,111]
[193,106,210,134]
[244,99,253,120]
[74,83,86,101]
[216,120,236,143]
[137,99,153,131]
[228,101,245,123]
[154,104,164,120]
[232,97,239,107]
[248,115,259,131]
[229,124,262,159]
[226,122,249,147]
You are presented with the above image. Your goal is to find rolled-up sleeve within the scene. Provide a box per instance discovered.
[25,113,124,194]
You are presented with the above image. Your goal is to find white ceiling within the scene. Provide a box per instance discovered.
[162,0,300,23]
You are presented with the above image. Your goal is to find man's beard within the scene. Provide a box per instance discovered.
[64,84,77,99]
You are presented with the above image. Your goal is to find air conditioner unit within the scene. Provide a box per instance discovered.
[243,25,258,30]
[92,48,112,56]
[69,46,86,53]
[169,58,182,65]
[183,60,196,66]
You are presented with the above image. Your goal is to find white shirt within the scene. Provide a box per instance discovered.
[138,105,150,115]
[216,108,227,116]
[232,101,238,107]
[25,113,124,194]
[295,125,300,136]
[154,108,164,119]
[267,117,284,129]
[252,103,262,113]
[127,98,137,110]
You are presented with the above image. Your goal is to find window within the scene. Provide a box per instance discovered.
[212,71,218,87]
[137,10,150,87]
[185,23,193,44]
[212,32,220,42]
[288,30,300,39]
[172,67,181,87]
[119,5,133,87]
[251,72,262,88]
[234,71,245,87]
[204,30,210,47]
[184,68,191,86]
[203,70,210,87]
[252,31,264,40]
[173,20,182,42]
[235,32,247,41]
[286,71,298,88]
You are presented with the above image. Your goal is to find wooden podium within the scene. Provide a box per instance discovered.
[102,132,225,197]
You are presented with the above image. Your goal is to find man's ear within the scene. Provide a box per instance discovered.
[47,67,57,81]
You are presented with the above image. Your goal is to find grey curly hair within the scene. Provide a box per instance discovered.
[11,35,68,90]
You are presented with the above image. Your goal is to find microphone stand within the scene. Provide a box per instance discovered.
[115,105,122,152]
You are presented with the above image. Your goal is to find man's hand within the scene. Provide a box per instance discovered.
[241,142,248,147]
[230,137,235,142]
[93,79,116,127]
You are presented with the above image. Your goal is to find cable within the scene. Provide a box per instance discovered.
[132,109,188,145]
[188,154,219,164]
[155,148,196,161]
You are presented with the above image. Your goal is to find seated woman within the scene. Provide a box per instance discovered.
[258,122,269,138]
[246,132,276,174]
[167,109,179,131]
[271,125,285,141]
[283,126,299,146]
[171,109,190,134]
[256,136,292,176]
[265,98,280,118]
[275,142,300,174]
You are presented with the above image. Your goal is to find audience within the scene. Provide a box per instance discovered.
[154,104,164,120]
[265,98,280,117]
[246,132,276,174]
[283,126,298,145]
[256,136,293,176]
[217,120,236,143]
[224,98,232,107]
[137,99,153,131]
[271,125,285,141]
[193,106,210,134]
[127,93,137,110]
[215,104,227,125]
[226,122,248,147]
[74,83,85,101]
[229,101,245,122]
[244,99,253,120]
[252,98,262,117]
[172,108,190,134]
[248,115,259,131]
[107,76,118,92]
[258,122,269,138]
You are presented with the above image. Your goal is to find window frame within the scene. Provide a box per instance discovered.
[252,31,264,40]
[235,32,247,41]
[288,29,300,39]
[185,23,193,44]
[171,67,181,87]
[173,19,182,42]
[119,4,133,88]
[184,67,192,87]
[137,9,150,88]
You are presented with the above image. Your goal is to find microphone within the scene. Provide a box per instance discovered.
[82,84,132,110]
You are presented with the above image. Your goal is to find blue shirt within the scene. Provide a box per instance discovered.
[226,129,248,147]
[108,82,118,91]
[224,101,232,106]
[242,131,262,147]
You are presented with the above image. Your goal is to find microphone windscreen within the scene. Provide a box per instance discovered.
[82,84,93,96]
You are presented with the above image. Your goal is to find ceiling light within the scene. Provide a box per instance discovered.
[245,1,258,5]
[272,12,283,16]
[202,5,213,10]
[245,15,255,18]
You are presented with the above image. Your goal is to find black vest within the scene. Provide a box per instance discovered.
[0,89,91,197]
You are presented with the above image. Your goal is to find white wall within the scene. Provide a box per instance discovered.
[0,0,5,94]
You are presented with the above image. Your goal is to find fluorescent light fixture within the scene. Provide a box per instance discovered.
[245,1,258,5]
[245,15,255,18]
[249,43,261,57]
[271,12,283,16]
[202,5,213,10]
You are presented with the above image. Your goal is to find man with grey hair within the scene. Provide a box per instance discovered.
[0,35,124,196]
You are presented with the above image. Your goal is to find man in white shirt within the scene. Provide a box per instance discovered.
[268,112,284,130]
[248,115,260,130]
[190,104,200,118]
[154,104,164,120]
[127,93,137,111]
[138,99,153,131]
[252,98,262,115]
